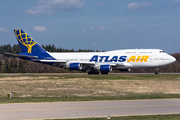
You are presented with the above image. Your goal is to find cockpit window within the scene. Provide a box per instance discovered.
[160,51,165,53]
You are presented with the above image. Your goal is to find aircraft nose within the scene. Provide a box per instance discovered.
[172,56,176,63]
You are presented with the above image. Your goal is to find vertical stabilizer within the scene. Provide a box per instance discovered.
[14,29,47,53]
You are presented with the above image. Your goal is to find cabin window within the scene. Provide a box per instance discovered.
[160,51,165,53]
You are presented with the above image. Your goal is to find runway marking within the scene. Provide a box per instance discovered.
[1,104,180,113]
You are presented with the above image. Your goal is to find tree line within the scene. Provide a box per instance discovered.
[0,44,103,73]
[0,44,179,73]
[0,58,26,73]
[0,44,103,56]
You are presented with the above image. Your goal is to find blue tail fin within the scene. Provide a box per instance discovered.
[14,29,47,53]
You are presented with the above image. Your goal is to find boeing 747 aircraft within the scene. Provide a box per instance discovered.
[7,29,176,74]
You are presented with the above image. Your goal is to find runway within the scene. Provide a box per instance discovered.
[0,99,180,120]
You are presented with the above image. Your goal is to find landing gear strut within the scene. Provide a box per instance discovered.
[155,67,159,74]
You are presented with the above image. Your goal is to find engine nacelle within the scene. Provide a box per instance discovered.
[119,69,130,72]
[99,65,112,72]
[66,63,83,70]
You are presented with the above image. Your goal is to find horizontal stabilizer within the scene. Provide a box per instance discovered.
[5,52,38,59]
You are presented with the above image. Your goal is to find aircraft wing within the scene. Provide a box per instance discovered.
[40,60,131,67]
[110,62,133,67]
[111,63,124,66]
[40,60,95,65]
[40,60,67,63]
[40,60,95,71]
[116,62,133,67]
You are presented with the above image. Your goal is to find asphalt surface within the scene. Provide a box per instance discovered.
[0,99,180,120]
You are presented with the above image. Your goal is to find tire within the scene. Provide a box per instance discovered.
[88,70,99,74]
[155,71,159,74]
[101,72,108,75]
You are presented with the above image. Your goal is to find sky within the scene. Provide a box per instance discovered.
[0,0,180,53]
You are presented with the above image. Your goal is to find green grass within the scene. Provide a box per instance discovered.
[53,114,180,120]
[1,94,180,103]
[1,74,180,103]
[38,74,180,80]
[1,74,180,80]
[66,74,180,80]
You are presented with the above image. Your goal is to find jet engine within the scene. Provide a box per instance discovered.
[66,63,83,70]
[98,65,112,72]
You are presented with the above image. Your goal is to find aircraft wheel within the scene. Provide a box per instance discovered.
[88,71,93,74]
[95,71,99,74]
[88,70,99,74]
[101,72,108,75]
[155,71,159,74]
[155,68,160,74]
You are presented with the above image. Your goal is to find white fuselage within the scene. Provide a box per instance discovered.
[14,29,176,73]
[48,49,176,70]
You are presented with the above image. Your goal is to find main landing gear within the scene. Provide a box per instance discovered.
[101,72,108,75]
[88,70,99,74]
[88,69,109,75]
[155,67,160,74]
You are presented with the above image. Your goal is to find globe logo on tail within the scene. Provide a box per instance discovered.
[14,29,37,53]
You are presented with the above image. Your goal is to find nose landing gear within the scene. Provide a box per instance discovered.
[155,67,160,74]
